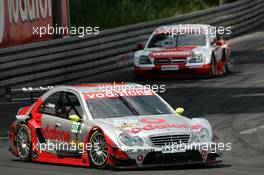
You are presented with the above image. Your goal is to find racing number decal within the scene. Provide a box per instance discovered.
[71,122,83,134]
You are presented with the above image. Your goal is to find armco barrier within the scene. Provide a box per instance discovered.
[0,0,264,88]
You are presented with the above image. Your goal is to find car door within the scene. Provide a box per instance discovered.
[53,91,85,157]
[37,91,65,154]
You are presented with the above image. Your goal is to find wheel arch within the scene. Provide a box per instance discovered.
[83,126,118,168]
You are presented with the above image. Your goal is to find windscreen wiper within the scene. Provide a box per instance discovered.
[116,93,139,116]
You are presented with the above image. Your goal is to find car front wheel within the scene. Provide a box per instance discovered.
[89,130,108,168]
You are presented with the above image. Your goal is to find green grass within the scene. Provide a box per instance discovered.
[69,0,236,29]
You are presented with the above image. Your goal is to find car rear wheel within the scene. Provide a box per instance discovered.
[89,130,108,168]
[16,124,32,161]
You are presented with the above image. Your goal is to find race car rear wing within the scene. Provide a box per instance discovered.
[4,86,54,103]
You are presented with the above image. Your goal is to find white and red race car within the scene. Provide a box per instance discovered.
[8,83,222,169]
[134,24,231,78]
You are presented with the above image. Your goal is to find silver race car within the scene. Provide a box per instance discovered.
[9,83,222,169]
[134,24,231,78]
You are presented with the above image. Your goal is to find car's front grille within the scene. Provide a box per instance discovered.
[149,134,190,147]
[154,58,187,65]
[142,150,202,165]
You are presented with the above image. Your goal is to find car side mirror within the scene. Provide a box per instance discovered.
[69,115,81,122]
[137,43,145,50]
[175,107,185,115]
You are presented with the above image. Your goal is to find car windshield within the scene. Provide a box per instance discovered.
[86,94,174,119]
[147,33,206,48]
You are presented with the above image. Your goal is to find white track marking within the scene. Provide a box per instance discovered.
[239,125,264,135]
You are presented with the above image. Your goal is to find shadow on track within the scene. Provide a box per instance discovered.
[114,163,231,171]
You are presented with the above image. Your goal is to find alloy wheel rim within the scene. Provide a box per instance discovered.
[90,132,108,166]
[16,127,30,159]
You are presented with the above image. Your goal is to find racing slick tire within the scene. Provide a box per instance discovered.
[222,50,230,74]
[208,55,217,78]
[88,130,109,169]
[223,62,230,74]
[16,124,32,161]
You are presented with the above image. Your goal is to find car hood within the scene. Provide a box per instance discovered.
[136,46,210,59]
[94,114,194,138]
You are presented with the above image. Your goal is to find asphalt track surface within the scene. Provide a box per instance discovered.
[0,25,264,175]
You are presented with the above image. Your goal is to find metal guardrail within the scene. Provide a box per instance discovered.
[0,0,263,88]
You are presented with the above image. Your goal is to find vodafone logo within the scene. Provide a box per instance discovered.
[0,0,4,44]
[7,0,52,24]
[127,123,190,133]
[83,90,154,100]
[140,118,166,124]
[42,125,71,143]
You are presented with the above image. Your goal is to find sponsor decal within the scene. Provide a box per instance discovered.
[83,90,155,100]
[140,118,166,124]
[113,119,138,129]
[41,125,71,142]
[7,0,52,24]
[149,51,193,58]
[0,0,4,44]
[126,118,203,133]
[127,123,190,133]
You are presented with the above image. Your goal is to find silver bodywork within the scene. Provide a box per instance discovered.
[134,24,230,70]
[31,83,222,167]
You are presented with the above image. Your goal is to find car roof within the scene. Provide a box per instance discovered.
[158,24,212,29]
[55,82,146,93]
[155,24,213,33]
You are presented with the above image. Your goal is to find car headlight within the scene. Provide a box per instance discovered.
[189,53,203,63]
[192,127,210,143]
[139,56,152,64]
[119,133,144,146]
[199,128,210,142]
[119,133,134,146]
[133,136,144,146]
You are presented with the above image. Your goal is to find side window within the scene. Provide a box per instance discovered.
[38,91,83,120]
[38,92,64,116]
[63,92,83,119]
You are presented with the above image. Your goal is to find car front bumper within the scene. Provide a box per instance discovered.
[134,64,211,78]
[110,149,222,169]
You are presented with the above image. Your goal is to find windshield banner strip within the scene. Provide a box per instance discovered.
[83,90,155,100]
